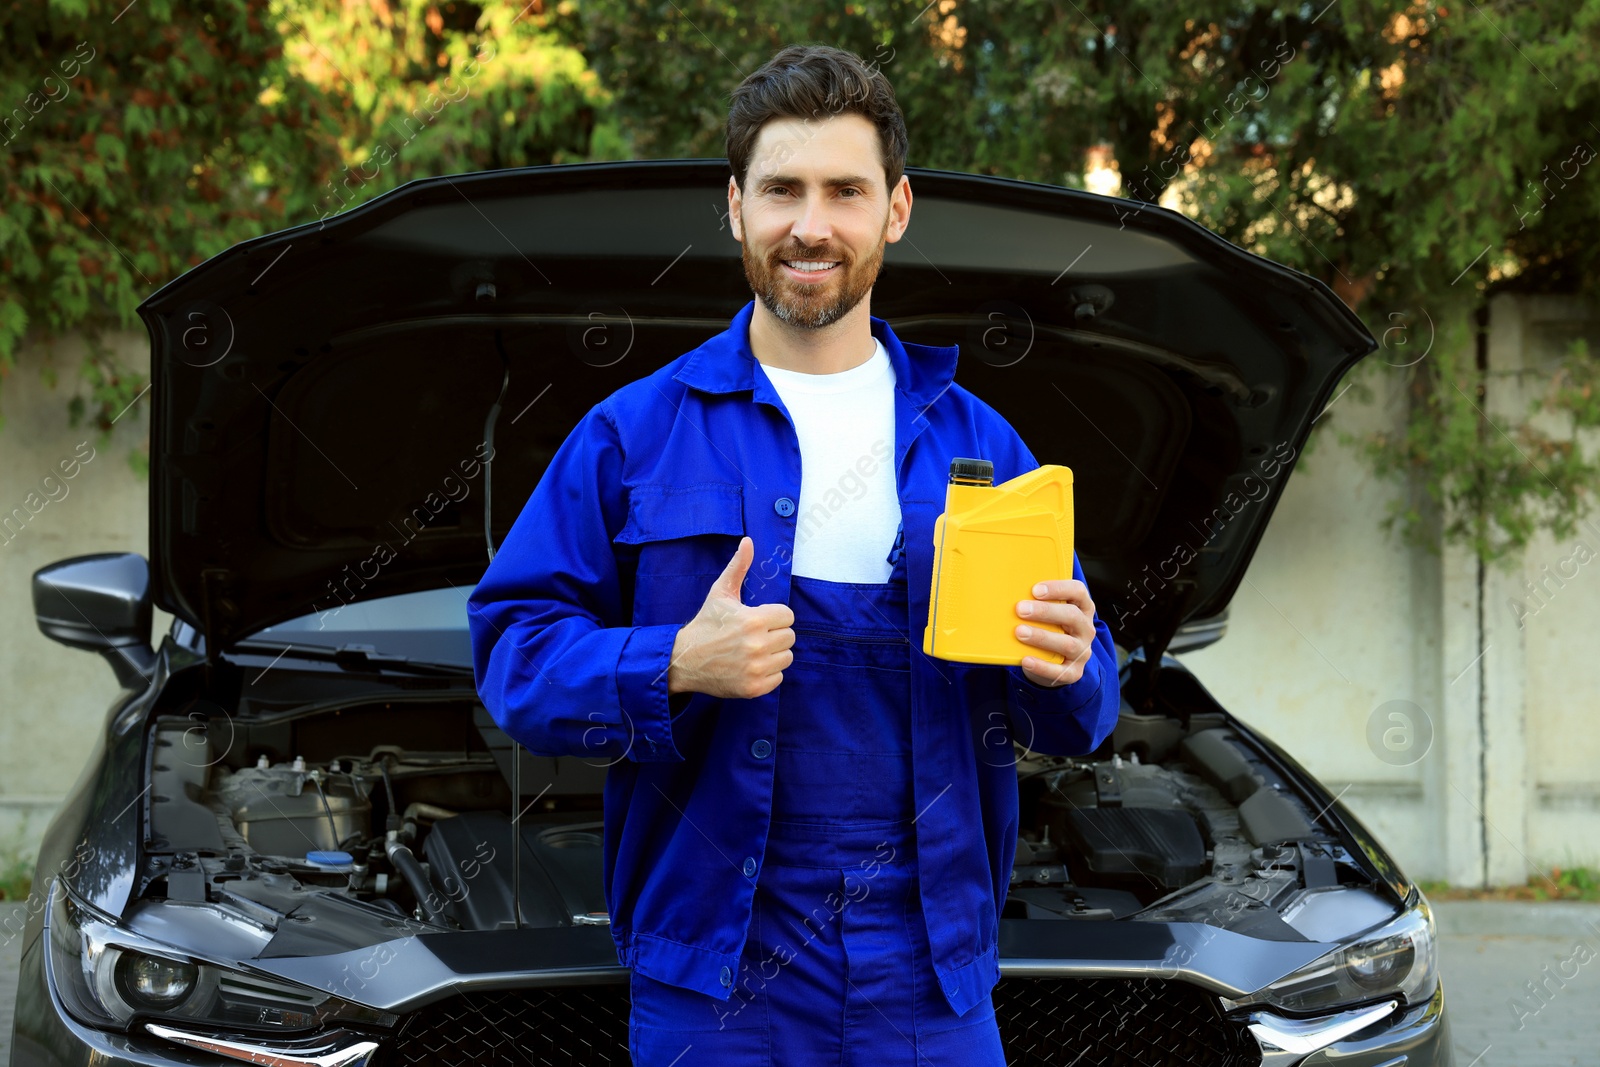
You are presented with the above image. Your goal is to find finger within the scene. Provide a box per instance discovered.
[1024,579,1092,611]
[1015,602,1092,637]
[1016,607,1095,661]
[1014,621,1077,664]
[754,602,795,630]
[1020,634,1092,683]
[1022,655,1083,687]
[711,536,754,601]
[1050,580,1093,616]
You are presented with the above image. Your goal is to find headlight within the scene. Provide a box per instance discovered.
[112,951,200,1012]
[46,879,396,1032]
[1223,892,1437,1015]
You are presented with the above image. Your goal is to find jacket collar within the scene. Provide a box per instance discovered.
[673,299,959,409]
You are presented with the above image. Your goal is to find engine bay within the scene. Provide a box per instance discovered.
[140,685,1379,947]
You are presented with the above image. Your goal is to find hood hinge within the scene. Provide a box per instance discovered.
[198,566,235,669]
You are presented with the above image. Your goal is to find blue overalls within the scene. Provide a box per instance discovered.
[627,531,1010,1066]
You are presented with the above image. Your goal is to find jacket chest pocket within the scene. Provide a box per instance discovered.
[614,483,746,625]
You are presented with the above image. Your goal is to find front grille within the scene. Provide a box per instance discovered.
[389,976,1259,1067]
[995,976,1261,1067]
[391,985,631,1067]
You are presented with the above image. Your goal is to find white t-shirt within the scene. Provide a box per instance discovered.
[757,338,900,583]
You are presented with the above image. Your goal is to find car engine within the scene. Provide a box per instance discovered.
[142,693,1366,942]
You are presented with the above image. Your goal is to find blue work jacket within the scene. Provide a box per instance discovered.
[467,299,1121,1015]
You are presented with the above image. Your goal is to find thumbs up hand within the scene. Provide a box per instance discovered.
[666,536,796,700]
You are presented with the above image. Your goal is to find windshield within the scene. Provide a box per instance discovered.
[242,585,477,665]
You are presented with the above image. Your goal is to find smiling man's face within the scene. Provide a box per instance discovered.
[729,112,910,329]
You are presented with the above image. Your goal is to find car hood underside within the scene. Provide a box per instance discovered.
[136,159,1376,659]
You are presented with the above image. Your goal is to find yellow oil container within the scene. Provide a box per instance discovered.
[922,458,1075,666]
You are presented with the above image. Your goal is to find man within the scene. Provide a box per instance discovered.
[468,43,1120,1066]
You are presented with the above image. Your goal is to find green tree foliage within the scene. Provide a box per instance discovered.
[1,0,341,446]
[575,0,1600,561]
[0,0,613,461]
[4,0,1597,560]
[281,0,620,226]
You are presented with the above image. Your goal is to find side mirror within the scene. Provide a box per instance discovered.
[33,553,156,689]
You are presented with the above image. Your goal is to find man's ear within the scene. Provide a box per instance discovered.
[886,174,912,244]
[727,174,743,242]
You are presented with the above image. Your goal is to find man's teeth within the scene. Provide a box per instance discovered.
[785,260,839,272]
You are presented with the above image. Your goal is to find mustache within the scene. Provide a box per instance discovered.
[771,247,847,264]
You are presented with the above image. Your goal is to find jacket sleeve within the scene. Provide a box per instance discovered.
[467,400,688,763]
[992,429,1121,758]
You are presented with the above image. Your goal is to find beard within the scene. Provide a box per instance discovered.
[742,211,889,329]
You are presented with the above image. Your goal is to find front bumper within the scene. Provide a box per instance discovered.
[12,926,1452,1067]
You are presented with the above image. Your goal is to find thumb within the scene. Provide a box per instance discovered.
[709,535,753,602]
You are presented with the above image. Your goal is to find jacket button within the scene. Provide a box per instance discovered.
[774,496,795,517]
[750,738,772,759]
[742,856,758,877]
[720,965,733,987]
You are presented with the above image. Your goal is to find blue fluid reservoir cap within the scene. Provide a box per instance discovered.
[306,850,353,867]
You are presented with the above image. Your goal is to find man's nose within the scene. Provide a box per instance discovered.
[791,192,833,249]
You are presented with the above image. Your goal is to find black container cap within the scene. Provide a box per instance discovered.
[949,457,994,484]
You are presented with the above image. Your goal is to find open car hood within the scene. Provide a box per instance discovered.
[137,159,1376,658]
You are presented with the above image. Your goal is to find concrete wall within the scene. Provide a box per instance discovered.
[1183,292,1600,885]
[0,330,173,856]
[1,296,1597,885]
[1482,295,1600,883]
[1179,325,1449,879]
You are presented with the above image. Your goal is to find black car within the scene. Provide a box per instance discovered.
[11,159,1451,1067]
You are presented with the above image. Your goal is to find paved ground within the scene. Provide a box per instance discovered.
[3,900,1596,1064]
[1436,902,1600,1066]
[2,903,25,1067]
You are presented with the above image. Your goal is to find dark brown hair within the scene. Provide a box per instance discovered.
[725,44,909,195]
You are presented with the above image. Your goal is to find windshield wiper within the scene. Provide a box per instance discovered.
[229,640,473,677]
